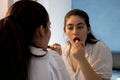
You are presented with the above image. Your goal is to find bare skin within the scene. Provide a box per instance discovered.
[48,43,62,55]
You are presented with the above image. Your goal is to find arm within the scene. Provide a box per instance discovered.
[71,41,112,80]
[77,54,109,80]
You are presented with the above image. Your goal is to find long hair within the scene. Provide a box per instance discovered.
[0,1,49,80]
[64,9,98,44]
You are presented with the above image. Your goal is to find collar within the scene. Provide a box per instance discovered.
[30,46,47,57]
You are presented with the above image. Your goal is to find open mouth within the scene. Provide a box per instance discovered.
[73,37,80,42]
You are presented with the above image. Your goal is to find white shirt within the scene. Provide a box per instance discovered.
[62,41,112,80]
[28,46,70,80]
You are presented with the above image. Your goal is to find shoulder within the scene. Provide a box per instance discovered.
[96,41,109,48]
[61,44,70,56]
[95,41,111,54]
[86,41,112,60]
[86,41,113,79]
[87,41,110,52]
[49,50,70,80]
[48,50,61,60]
[48,50,66,68]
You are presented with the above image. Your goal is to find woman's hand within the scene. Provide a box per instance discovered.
[71,40,85,61]
[48,43,62,55]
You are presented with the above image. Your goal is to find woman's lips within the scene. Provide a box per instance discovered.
[73,37,80,42]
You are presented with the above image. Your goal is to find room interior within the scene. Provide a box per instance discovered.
[0,0,119,80]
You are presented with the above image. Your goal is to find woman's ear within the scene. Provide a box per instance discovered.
[64,30,67,36]
[39,25,45,37]
[88,27,91,34]
[64,28,66,34]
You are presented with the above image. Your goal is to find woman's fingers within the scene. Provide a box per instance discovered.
[48,43,62,55]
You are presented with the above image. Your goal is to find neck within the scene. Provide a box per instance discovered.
[31,43,47,51]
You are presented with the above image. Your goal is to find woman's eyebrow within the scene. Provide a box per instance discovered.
[66,24,73,26]
[77,23,85,25]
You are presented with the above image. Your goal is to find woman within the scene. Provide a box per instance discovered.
[0,1,70,80]
[62,9,112,80]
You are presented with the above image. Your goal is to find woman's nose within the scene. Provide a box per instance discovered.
[73,28,78,34]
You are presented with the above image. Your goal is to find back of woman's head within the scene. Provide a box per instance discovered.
[0,1,49,80]
[6,0,49,45]
[64,9,98,44]
[0,16,25,80]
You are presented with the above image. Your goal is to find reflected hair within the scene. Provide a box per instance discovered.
[64,9,98,44]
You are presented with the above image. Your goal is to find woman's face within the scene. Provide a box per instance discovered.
[64,15,90,44]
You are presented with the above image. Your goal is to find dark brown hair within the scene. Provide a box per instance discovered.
[64,9,98,44]
[0,1,49,80]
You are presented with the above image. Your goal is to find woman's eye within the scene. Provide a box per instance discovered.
[77,25,83,28]
[77,24,84,29]
[66,25,73,30]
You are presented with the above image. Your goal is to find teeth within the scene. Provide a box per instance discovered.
[73,37,80,42]
[75,39,79,42]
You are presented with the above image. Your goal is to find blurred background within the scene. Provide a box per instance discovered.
[0,0,120,52]
[0,0,120,80]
